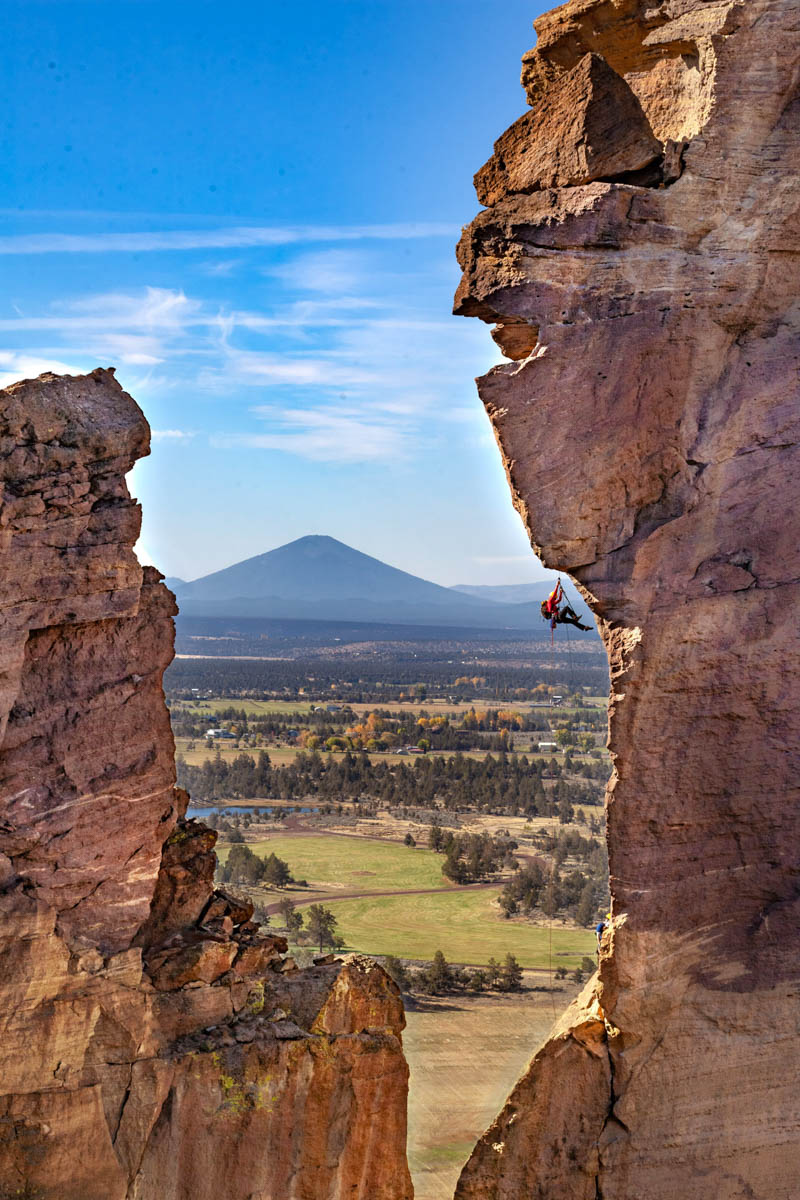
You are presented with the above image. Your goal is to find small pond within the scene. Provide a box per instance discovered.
[186,804,319,820]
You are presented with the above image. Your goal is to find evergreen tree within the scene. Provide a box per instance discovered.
[427,949,451,994]
[383,955,409,991]
[500,952,523,992]
[576,881,596,927]
[306,903,339,952]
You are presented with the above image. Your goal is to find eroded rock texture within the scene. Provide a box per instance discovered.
[455,2,800,1198]
[0,370,412,1200]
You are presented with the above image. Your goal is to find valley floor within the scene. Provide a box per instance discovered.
[404,976,582,1199]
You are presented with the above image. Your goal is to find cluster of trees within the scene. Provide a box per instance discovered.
[218,843,295,888]
[555,956,599,985]
[166,638,608,703]
[274,899,344,952]
[170,701,605,760]
[498,829,608,925]
[340,709,525,753]
[533,826,606,867]
[383,950,523,995]
[427,826,517,883]
[177,747,605,816]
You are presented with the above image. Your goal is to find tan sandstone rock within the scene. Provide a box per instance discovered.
[475,52,662,205]
[455,1,800,1198]
[0,370,412,1200]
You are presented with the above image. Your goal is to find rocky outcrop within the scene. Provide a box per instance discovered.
[455,2,800,1198]
[0,370,412,1200]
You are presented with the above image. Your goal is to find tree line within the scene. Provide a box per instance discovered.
[176,747,605,815]
[166,648,608,702]
[383,949,523,995]
[169,702,605,753]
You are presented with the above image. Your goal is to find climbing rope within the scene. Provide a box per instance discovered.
[547,866,557,1022]
[543,577,573,1021]
[564,619,578,695]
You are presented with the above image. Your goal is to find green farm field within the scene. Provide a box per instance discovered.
[220,834,447,893]
[217,832,595,966]
[175,698,316,716]
[319,889,595,968]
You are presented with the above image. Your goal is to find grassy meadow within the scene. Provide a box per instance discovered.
[324,888,595,968]
[217,830,596,967]
[219,833,446,893]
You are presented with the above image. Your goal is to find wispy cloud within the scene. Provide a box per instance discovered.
[196,258,244,277]
[0,247,495,466]
[0,288,213,367]
[0,351,87,389]
[0,222,458,256]
[214,406,409,464]
[267,248,367,295]
[152,429,196,441]
[210,347,382,390]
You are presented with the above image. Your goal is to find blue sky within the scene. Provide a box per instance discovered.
[4,0,554,586]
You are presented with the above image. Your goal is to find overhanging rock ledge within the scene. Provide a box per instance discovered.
[454,1,800,1197]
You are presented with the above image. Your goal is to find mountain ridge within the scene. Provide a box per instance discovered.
[172,535,594,633]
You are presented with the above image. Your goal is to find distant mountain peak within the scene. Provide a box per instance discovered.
[174,535,596,635]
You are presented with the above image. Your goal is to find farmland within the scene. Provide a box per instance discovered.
[404,981,583,1199]
[218,829,596,969]
[218,832,447,894]
[301,887,594,968]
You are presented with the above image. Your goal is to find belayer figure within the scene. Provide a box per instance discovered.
[541,579,592,631]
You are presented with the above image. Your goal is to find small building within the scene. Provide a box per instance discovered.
[206,729,235,740]
[537,741,559,752]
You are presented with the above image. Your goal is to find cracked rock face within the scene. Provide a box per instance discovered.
[0,370,412,1200]
[454,2,800,1198]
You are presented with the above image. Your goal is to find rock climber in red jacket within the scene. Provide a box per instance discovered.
[540,580,592,631]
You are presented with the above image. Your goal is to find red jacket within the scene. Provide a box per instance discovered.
[544,581,563,616]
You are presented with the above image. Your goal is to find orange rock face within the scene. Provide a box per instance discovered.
[0,370,412,1200]
[455,2,800,1198]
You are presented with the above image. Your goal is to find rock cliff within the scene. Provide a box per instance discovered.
[454,1,800,1197]
[0,369,413,1200]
